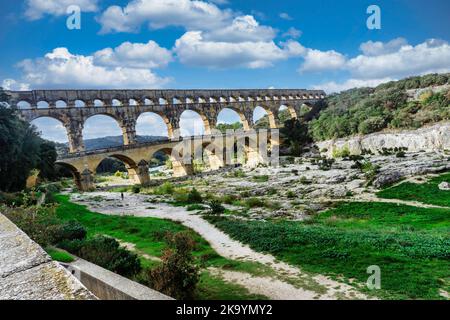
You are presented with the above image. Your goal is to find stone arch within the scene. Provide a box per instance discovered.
[129,99,138,106]
[279,104,297,120]
[37,101,50,109]
[112,99,122,106]
[179,110,209,137]
[75,100,86,107]
[150,147,194,177]
[17,101,32,109]
[94,154,148,185]
[30,116,69,144]
[82,114,124,149]
[54,162,84,190]
[136,112,171,139]
[93,99,104,107]
[253,105,277,129]
[55,100,68,108]
[217,107,249,131]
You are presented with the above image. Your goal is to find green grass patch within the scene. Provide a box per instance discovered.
[45,247,75,263]
[54,194,276,300]
[206,201,450,300]
[377,172,450,207]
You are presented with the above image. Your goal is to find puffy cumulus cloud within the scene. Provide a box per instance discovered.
[1,79,30,91]
[98,0,233,34]
[17,48,170,89]
[203,15,276,43]
[25,0,99,20]
[312,78,394,94]
[174,31,304,69]
[309,38,450,93]
[359,38,408,57]
[299,49,347,72]
[348,39,450,79]
[93,41,173,69]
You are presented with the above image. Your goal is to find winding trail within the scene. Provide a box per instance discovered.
[70,192,369,300]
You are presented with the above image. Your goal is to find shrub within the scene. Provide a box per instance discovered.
[145,232,200,300]
[396,151,406,158]
[187,188,203,204]
[3,205,62,247]
[332,145,350,158]
[208,200,225,215]
[57,220,87,242]
[154,182,174,195]
[72,236,141,278]
[286,191,296,198]
[132,185,141,194]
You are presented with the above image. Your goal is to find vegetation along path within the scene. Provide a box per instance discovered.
[67,191,369,300]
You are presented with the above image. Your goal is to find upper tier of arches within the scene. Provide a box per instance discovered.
[5,89,325,110]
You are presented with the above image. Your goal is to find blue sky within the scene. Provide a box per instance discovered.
[1,0,449,142]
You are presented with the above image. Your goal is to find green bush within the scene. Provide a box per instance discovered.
[144,232,200,300]
[132,185,141,194]
[208,200,225,215]
[66,235,141,278]
[57,220,87,242]
[187,188,203,204]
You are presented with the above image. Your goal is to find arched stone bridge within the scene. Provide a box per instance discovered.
[4,89,325,190]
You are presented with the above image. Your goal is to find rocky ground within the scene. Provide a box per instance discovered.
[180,150,450,220]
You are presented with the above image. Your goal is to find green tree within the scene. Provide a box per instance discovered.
[280,118,311,156]
[0,88,59,191]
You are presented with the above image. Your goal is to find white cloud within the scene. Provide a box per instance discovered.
[1,79,30,91]
[300,49,347,72]
[359,37,408,56]
[203,15,276,43]
[17,47,170,89]
[279,13,293,21]
[347,39,450,79]
[25,0,99,20]
[174,32,304,69]
[98,0,233,34]
[282,27,302,39]
[93,40,173,69]
[309,38,450,93]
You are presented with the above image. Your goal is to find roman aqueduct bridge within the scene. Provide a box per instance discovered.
[4,89,325,190]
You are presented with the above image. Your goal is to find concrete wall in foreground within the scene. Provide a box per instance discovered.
[64,258,173,300]
[0,213,96,300]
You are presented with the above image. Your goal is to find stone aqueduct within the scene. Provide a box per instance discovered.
[4,89,325,190]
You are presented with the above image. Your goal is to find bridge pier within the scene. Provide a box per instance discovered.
[66,121,85,153]
[79,169,95,191]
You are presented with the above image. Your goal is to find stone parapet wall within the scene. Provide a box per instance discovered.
[0,213,96,300]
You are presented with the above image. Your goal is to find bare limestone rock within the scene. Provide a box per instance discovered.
[438,182,450,191]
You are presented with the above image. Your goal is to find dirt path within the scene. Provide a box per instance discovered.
[70,191,369,300]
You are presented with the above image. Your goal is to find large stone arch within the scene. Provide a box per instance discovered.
[179,110,210,137]
[217,107,250,131]
[82,113,130,146]
[136,111,173,139]
[54,161,84,190]
[30,116,70,144]
[252,105,277,129]
[149,146,194,177]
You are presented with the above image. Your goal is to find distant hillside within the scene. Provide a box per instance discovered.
[310,73,450,141]
[56,135,167,155]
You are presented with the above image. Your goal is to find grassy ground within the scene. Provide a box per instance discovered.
[377,172,450,207]
[54,194,268,300]
[45,247,75,263]
[206,201,450,300]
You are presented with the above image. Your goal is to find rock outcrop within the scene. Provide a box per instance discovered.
[317,122,450,157]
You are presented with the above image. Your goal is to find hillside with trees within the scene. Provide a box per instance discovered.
[309,73,450,141]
